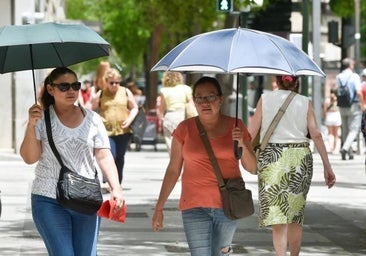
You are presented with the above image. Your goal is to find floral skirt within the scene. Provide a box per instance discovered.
[257,142,313,228]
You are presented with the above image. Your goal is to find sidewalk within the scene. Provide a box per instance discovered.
[0,144,365,255]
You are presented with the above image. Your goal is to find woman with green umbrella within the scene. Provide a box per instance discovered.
[19,67,124,256]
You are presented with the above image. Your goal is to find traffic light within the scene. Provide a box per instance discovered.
[328,21,339,44]
[342,24,355,49]
[217,0,233,12]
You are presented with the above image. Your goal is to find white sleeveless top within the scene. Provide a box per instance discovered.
[261,90,309,143]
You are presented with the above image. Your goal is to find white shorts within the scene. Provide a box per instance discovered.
[325,111,342,126]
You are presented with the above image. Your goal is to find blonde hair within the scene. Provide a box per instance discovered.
[104,68,122,81]
[162,71,184,87]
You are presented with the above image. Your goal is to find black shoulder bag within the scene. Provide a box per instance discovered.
[44,108,103,215]
[195,117,254,220]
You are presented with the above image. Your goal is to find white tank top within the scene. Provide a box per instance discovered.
[261,90,309,143]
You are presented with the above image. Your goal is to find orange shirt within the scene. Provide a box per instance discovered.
[173,116,251,211]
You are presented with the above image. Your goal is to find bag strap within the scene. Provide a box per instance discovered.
[44,108,64,167]
[260,91,296,151]
[195,117,226,189]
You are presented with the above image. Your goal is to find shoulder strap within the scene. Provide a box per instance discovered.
[195,117,226,189]
[44,108,64,167]
[260,91,296,151]
[44,108,97,178]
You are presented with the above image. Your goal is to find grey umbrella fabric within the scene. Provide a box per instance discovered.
[151,27,325,159]
[0,22,109,73]
[0,22,110,102]
[151,27,325,77]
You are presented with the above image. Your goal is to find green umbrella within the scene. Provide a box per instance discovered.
[0,22,110,103]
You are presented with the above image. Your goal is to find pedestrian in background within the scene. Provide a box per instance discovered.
[249,75,336,256]
[337,58,364,160]
[93,68,139,186]
[125,77,146,107]
[323,88,341,154]
[20,67,124,256]
[152,76,256,256]
[91,61,110,110]
[78,79,93,109]
[158,71,196,154]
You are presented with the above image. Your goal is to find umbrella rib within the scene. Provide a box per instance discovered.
[51,43,66,67]
[266,36,296,75]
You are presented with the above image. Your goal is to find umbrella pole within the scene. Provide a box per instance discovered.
[234,73,243,160]
[30,45,37,104]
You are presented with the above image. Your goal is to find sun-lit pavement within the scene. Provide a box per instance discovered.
[0,144,365,256]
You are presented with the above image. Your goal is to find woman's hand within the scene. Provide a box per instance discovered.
[232,126,245,147]
[324,168,336,189]
[110,186,124,212]
[152,208,164,232]
[28,104,43,126]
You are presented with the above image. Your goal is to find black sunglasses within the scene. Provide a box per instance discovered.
[52,82,81,92]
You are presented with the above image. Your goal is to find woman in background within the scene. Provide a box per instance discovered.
[158,71,195,154]
[93,68,139,185]
[249,75,336,256]
[323,88,341,153]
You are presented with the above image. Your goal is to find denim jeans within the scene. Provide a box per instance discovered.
[182,207,238,256]
[108,133,132,184]
[31,194,98,256]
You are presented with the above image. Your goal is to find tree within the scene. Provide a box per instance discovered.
[65,0,257,109]
[329,0,366,63]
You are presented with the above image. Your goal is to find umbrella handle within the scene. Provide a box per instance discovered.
[234,141,243,160]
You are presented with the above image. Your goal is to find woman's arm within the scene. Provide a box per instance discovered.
[307,101,336,188]
[122,88,139,129]
[233,124,257,174]
[20,104,43,164]
[157,93,166,120]
[95,148,124,206]
[152,137,183,231]
[248,98,262,141]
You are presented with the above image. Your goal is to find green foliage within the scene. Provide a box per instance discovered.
[329,0,354,17]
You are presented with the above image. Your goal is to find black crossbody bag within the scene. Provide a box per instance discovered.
[44,108,103,215]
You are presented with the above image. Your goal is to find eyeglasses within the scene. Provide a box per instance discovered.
[194,94,219,104]
[52,82,81,92]
[109,81,121,86]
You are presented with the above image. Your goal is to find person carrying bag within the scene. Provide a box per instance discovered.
[44,108,103,215]
[20,67,124,256]
[196,117,254,220]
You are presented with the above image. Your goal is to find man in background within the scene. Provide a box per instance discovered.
[337,58,364,160]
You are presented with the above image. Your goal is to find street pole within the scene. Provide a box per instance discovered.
[301,0,309,97]
[312,0,322,126]
[354,0,361,74]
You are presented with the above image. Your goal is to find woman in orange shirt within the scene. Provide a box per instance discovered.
[152,76,256,256]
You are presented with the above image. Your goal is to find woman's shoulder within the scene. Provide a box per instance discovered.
[83,108,103,122]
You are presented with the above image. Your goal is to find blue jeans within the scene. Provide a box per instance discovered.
[108,133,131,184]
[31,194,99,256]
[182,207,238,256]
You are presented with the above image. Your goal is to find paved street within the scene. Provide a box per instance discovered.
[0,143,365,256]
